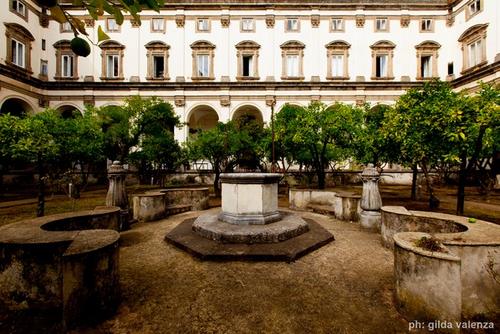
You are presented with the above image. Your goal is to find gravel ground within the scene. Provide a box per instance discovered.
[73,208,409,334]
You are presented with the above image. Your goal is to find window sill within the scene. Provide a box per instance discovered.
[370,76,395,80]
[326,76,350,81]
[99,77,124,81]
[236,76,260,81]
[54,76,79,81]
[191,76,215,81]
[415,76,439,81]
[146,77,170,81]
[460,61,487,75]
[281,76,305,81]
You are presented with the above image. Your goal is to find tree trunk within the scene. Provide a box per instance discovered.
[36,155,45,217]
[456,154,467,215]
[214,171,221,198]
[317,169,326,190]
[411,164,418,200]
[421,163,439,209]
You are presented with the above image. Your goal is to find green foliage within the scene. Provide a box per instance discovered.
[275,102,364,188]
[98,96,180,165]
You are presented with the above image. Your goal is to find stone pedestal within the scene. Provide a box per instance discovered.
[106,161,130,230]
[359,164,382,232]
[219,173,282,225]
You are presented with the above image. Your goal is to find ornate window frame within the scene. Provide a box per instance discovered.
[325,40,350,80]
[370,40,395,80]
[4,22,34,74]
[458,23,488,73]
[235,40,260,80]
[54,40,78,80]
[100,40,125,81]
[145,41,169,81]
[415,41,440,80]
[280,40,305,80]
[191,40,215,81]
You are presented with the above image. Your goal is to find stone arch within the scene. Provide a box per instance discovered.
[187,104,219,135]
[55,104,83,118]
[231,104,264,126]
[0,96,34,117]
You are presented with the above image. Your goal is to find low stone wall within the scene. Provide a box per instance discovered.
[0,207,121,331]
[160,188,210,211]
[289,188,361,222]
[383,206,500,325]
[289,189,337,210]
[133,188,209,222]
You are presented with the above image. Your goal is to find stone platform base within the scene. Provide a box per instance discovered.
[193,211,309,243]
[165,217,334,262]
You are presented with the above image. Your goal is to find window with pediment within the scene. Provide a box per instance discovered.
[191,40,215,80]
[145,41,170,80]
[415,41,440,80]
[236,41,260,80]
[370,40,395,80]
[281,41,305,80]
[54,40,78,80]
[325,40,350,80]
[458,24,488,73]
[4,23,34,74]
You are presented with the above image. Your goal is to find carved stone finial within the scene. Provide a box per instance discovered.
[106,161,130,230]
[359,163,382,232]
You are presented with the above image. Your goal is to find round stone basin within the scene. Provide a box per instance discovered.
[219,173,282,225]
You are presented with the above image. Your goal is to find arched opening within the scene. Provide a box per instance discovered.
[232,105,263,126]
[56,105,81,119]
[0,97,32,117]
[188,105,219,135]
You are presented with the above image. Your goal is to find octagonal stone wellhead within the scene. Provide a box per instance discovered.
[359,164,382,232]
[218,173,282,225]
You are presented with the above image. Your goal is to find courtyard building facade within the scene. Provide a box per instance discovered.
[0,0,498,143]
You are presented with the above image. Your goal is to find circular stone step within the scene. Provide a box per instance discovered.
[192,211,309,244]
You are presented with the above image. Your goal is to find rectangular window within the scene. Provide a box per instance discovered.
[286,18,299,32]
[61,21,72,32]
[151,18,165,32]
[11,39,25,68]
[62,55,74,77]
[469,0,481,14]
[331,18,343,31]
[241,18,254,32]
[421,19,432,31]
[42,39,46,51]
[376,18,388,31]
[40,59,48,76]
[197,54,209,77]
[468,40,482,67]
[107,18,119,32]
[448,62,454,75]
[332,54,344,77]
[12,0,26,17]
[197,19,209,32]
[421,56,432,78]
[242,55,253,77]
[106,54,119,77]
[286,55,299,77]
[153,55,164,78]
[375,54,388,77]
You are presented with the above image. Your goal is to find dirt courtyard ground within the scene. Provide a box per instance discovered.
[72,208,409,334]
